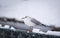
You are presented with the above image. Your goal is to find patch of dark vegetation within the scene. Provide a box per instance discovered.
[0,17,24,23]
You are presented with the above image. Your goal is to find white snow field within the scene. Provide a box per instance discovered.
[46,31,60,36]
[32,28,60,36]
[32,28,46,34]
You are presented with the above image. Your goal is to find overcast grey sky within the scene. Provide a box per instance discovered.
[0,0,60,27]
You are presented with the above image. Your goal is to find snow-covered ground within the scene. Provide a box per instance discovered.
[46,31,60,36]
[32,28,46,34]
[32,28,60,36]
[0,24,16,30]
